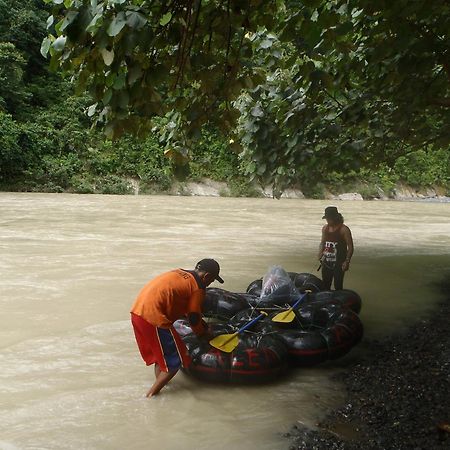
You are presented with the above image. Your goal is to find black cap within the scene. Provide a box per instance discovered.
[196,258,224,284]
[322,206,339,219]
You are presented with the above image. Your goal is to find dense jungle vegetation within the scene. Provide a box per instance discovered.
[0,0,449,197]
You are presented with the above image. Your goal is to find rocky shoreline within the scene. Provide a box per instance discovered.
[285,277,450,450]
[167,179,450,203]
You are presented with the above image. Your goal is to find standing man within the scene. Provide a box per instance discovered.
[130,259,224,397]
[318,206,354,290]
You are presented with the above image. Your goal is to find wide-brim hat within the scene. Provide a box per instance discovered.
[322,206,340,219]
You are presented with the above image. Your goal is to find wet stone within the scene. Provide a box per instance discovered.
[285,278,450,450]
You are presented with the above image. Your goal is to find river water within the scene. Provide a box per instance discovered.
[1,193,449,450]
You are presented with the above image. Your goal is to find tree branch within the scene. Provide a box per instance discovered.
[430,97,450,107]
[186,0,202,63]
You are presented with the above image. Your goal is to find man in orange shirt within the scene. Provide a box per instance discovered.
[130,259,224,397]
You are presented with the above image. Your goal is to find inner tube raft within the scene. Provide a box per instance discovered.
[177,318,289,384]
[308,289,362,314]
[272,303,363,367]
[176,282,363,383]
[202,287,256,320]
[246,272,324,299]
[213,302,363,369]
[244,284,360,315]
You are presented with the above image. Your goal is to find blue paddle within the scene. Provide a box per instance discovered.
[271,290,310,323]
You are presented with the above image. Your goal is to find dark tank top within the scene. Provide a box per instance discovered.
[323,224,347,266]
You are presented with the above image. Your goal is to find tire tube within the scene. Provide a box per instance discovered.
[292,272,325,293]
[181,321,289,384]
[203,288,254,320]
[309,290,362,313]
[274,303,363,367]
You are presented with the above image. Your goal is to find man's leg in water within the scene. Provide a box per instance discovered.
[321,265,333,290]
[146,364,178,397]
[333,265,344,290]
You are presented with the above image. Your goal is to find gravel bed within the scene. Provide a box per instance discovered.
[286,278,450,450]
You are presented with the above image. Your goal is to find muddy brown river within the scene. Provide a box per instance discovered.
[1,193,449,449]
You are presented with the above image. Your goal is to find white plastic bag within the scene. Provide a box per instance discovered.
[259,265,299,303]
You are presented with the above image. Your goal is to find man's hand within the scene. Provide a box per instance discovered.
[342,260,350,272]
[200,324,213,341]
[201,332,213,342]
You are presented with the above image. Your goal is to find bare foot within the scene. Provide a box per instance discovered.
[146,389,159,398]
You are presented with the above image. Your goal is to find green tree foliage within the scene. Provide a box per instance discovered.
[41,0,449,194]
[0,0,448,196]
[41,0,274,139]
[0,0,56,115]
[0,43,29,114]
[238,0,450,189]
[393,148,450,188]
[0,112,22,181]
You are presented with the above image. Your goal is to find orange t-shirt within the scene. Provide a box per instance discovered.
[130,269,206,335]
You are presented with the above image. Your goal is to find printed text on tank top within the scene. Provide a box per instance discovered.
[323,224,347,265]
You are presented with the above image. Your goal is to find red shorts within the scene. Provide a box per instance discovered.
[131,313,191,372]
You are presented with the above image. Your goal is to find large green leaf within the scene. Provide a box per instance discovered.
[160,12,172,26]
[100,48,114,66]
[126,11,147,29]
[107,12,127,37]
[52,35,67,52]
[40,37,52,57]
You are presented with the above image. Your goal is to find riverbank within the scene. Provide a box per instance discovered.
[285,277,450,450]
[2,177,449,203]
[162,179,450,202]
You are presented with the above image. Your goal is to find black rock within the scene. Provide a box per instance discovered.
[285,276,450,450]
